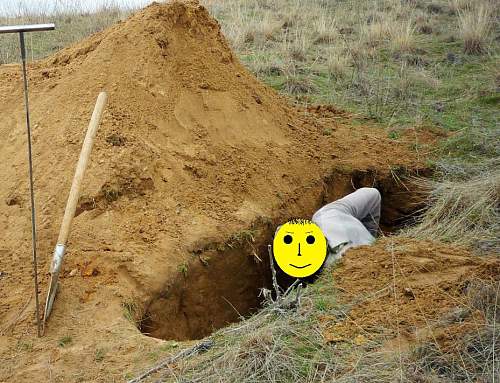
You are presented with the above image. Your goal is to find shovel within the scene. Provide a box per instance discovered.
[43,92,108,329]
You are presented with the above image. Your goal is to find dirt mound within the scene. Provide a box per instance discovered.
[324,238,499,350]
[0,1,435,381]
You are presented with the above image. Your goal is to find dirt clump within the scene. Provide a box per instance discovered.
[0,1,435,381]
[323,238,499,352]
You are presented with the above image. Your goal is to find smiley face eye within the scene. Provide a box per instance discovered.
[306,235,315,244]
[283,234,293,244]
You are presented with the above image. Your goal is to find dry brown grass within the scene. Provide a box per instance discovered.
[311,14,338,45]
[448,0,476,14]
[325,47,351,80]
[468,278,500,321]
[361,18,393,48]
[390,20,417,53]
[282,28,312,62]
[129,274,421,382]
[241,13,282,48]
[405,170,499,251]
[130,263,500,382]
[453,0,494,54]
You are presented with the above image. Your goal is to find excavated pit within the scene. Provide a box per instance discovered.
[139,168,429,341]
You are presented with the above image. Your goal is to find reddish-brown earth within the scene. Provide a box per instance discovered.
[324,238,498,350]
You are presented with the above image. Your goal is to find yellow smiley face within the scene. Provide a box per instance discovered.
[273,219,327,278]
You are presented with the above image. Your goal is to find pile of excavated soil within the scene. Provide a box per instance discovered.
[0,1,460,381]
[324,238,499,351]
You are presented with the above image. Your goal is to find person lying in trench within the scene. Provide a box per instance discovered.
[273,187,381,279]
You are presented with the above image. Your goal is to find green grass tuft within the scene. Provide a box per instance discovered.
[58,335,72,347]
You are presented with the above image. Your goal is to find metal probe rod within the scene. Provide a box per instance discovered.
[0,23,55,338]
[20,31,41,338]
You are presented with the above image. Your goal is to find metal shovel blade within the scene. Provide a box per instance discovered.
[43,244,65,324]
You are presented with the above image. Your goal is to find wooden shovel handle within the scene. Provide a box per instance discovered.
[56,92,108,245]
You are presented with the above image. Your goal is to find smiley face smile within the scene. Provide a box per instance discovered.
[289,263,311,269]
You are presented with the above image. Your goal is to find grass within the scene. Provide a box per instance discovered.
[206,0,498,139]
[390,20,417,54]
[58,335,73,347]
[178,262,188,278]
[132,268,499,382]
[1,1,496,143]
[94,348,106,362]
[172,272,350,382]
[207,0,500,255]
[122,300,139,324]
[15,340,33,352]
[455,1,495,54]
[226,228,256,248]
[404,170,499,250]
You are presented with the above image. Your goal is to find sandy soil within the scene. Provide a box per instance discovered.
[324,238,499,350]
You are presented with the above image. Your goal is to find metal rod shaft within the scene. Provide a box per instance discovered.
[19,31,41,338]
[0,23,55,34]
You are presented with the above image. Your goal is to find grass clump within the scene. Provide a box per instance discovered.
[454,1,494,55]
[283,75,317,95]
[95,348,106,362]
[362,19,393,48]
[58,335,73,347]
[122,300,139,324]
[325,49,350,80]
[322,127,333,136]
[178,262,188,278]
[226,228,256,248]
[312,14,337,44]
[405,170,499,251]
[16,340,33,352]
[390,20,417,54]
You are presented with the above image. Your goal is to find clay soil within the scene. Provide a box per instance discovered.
[0,1,496,382]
